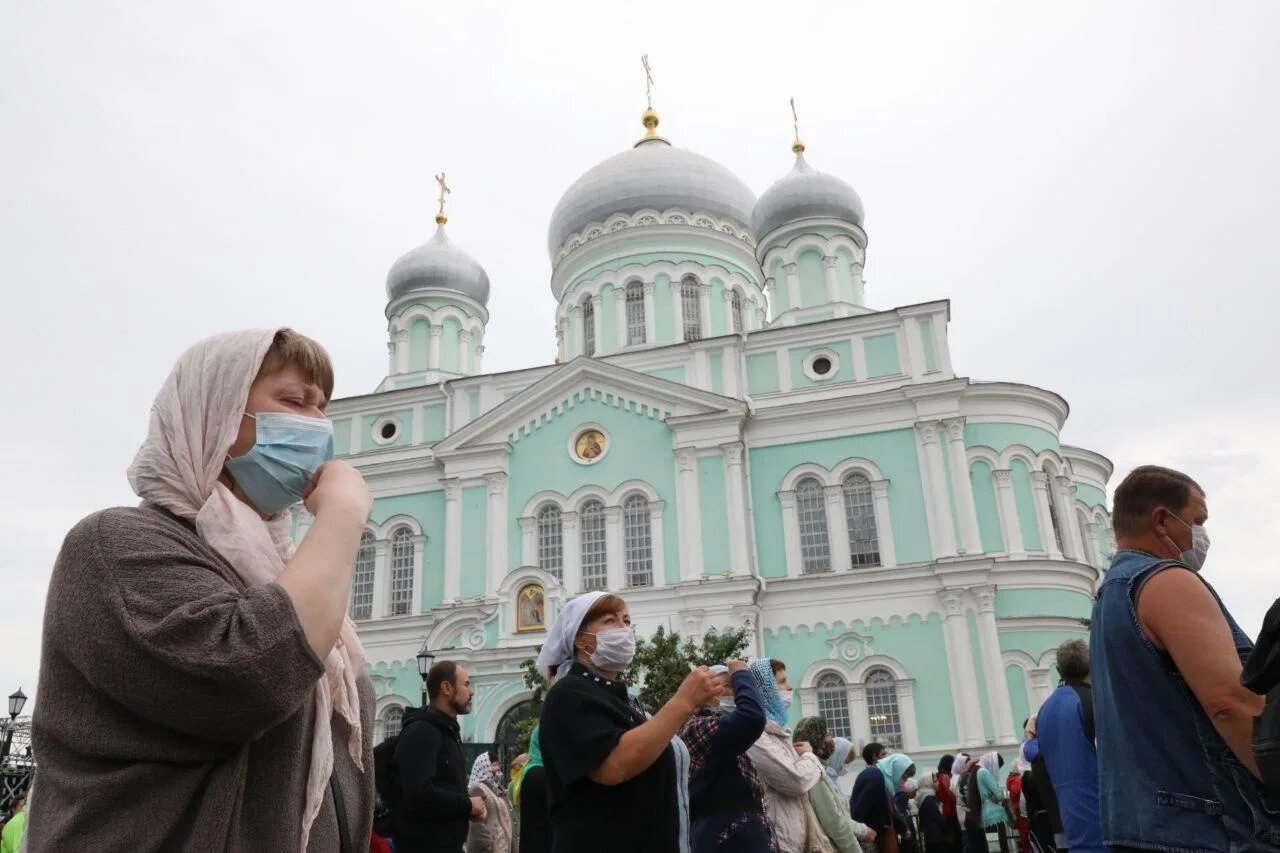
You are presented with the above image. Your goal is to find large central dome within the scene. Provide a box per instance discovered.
[547,132,757,262]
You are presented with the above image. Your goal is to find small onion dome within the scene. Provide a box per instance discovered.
[752,148,865,240]
[386,224,490,305]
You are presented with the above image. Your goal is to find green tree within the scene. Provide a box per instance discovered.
[514,647,549,753]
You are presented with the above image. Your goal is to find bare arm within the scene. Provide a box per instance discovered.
[276,461,371,659]
[1139,567,1263,778]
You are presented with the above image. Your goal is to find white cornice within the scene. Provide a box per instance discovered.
[1061,444,1115,488]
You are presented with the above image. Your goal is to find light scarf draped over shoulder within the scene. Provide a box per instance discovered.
[126,329,365,853]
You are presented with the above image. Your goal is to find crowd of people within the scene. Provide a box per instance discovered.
[10,329,1280,852]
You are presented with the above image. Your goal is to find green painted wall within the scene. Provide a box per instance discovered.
[798,249,827,308]
[440,317,462,374]
[789,340,854,388]
[1006,665,1031,734]
[964,424,1060,455]
[368,658,424,708]
[709,353,724,395]
[749,429,931,576]
[968,610,995,740]
[708,280,727,337]
[970,461,1004,552]
[410,318,430,372]
[995,589,1091,619]
[371,491,445,611]
[568,240,758,287]
[362,408,413,449]
[333,418,351,456]
[601,285,619,352]
[506,394,681,584]
[1074,482,1107,508]
[746,352,780,394]
[468,391,480,421]
[647,365,686,384]
[423,404,447,442]
[919,318,938,372]
[653,274,674,342]
[1009,459,1043,550]
[864,333,901,378]
[998,628,1087,658]
[698,455,730,574]
[460,485,488,598]
[763,614,958,747]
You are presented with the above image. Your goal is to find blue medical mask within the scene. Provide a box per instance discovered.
[224,412,334,514]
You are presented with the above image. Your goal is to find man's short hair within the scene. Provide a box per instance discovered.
[426,660,460,702]
[1057,639,1090,681]
[862,742,884,765]
[1112,465,1203,537]
[257,328,334,401]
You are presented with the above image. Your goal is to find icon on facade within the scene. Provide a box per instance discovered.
[517,583,546,632]
[573,428,607,463]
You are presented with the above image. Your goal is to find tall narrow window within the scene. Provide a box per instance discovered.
[796,478,831,573]
[536,504,563,582]
[730,289,745,333]
[382,705,404,742]
[865,668,903,750]
[580,500,607,591]
[623,494,653,587]
[842,473,881,568]
[350,531,375,619]
[681,277,703,342]
[816,672,853,738]
[389,527,415,615]
[625,282,646,345]
[582,298,596,356]
[1044,464,1063,553]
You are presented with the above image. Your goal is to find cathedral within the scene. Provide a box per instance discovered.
[299,101,1116,766]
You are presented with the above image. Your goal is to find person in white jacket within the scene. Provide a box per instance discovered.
[745,658,824,853]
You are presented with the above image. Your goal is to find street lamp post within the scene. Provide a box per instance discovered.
[1,688,27,764]
[415,643,435,709]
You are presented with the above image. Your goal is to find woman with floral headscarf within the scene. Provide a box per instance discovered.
[28,329,374,853]
[468,752,516,853]
[793,717,875,853]
[745,660,824,853]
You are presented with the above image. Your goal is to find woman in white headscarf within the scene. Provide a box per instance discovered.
[468,752,516,853]
[28,329,374,853]
[535,592,721,853]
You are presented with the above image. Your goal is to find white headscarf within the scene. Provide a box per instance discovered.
[914,771,938,808]
[535,591,605,680]
[978,751,1002,776]
[127,329,365,853]
[470,752,495,788]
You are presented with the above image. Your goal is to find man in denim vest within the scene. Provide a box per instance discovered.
[1092,465,1278,851]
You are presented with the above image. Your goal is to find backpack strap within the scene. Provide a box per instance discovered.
[330,771,355,853]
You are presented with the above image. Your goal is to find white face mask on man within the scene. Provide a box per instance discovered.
[1164,511,1210,572]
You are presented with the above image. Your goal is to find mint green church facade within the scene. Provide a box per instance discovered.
[306,108,1116,764]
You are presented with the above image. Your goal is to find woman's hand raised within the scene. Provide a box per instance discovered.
[304,460,372,523]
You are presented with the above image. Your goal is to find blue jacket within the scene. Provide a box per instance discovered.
[850,765,891,831]
[1036,682,1102,853]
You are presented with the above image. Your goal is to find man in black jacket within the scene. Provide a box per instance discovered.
[393,660,484,853]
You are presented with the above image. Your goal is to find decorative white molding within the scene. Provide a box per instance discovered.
[554,207,756,264]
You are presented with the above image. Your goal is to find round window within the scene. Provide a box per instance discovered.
[372,417,401,445]
[379,421,398,440]
[811,356,833,376]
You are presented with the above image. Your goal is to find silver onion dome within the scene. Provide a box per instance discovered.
[753,149,865,240]
[386,224,491,305]
[547,125,757,261]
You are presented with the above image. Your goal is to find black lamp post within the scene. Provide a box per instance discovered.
[415,644,435,708]
[1,688,26,763]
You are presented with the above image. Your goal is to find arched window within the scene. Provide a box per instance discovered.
[865,667,903,750]
[389,527,415,615]
[623,494,653,587]
[842,473,881,568]
[681,277,703,342]
[382,705,404,742]
[580,500,608,591]
[625,282,646,345]
[1043,464,1063,553]
[582,297,596,356]
[815,672,853,739]
[796,478,831,573]
[536,504,563,582]
[730,289,745,333]
[350,531,375,619]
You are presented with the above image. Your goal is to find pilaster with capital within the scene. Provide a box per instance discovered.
[670,280,684,340]
[783,263,801,310]
[972,585,1017,741]
[825,483,853,573]
[428,325,443,371]
[589,295,603,356]
[675,449,704,579]
[822,255,840,303]
[991,469,1026,557]
[642,281,657,343]
[869,479,897,567]
[722,443,751,575]
[943,418,983,555]
[699,283,713,339]
[443,479,462,601]
[778,489,803,577]
[562,511,581,594]
[1029,471,1063,558]
[915,421,958,558]
[605,505,624,590]
[458,329,474,374]
[485,474,508,595]
[613,287,628,349]
[1055,476,1084,561]
[937,589,985,746]
[518,516,537,566]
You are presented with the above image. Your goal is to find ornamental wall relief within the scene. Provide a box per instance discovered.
[826,631,875,665]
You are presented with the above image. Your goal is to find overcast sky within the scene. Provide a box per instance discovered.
[3,1,1277,711]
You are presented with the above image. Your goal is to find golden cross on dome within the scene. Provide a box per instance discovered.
[641,54,654,109]
[434,172,451,225]
[790,97,806,154]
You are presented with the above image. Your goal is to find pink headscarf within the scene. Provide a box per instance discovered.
[127,329,365,853]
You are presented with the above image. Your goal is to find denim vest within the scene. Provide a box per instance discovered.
[1092,550,1280,852]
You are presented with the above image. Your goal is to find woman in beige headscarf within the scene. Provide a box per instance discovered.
[28,329,374,852]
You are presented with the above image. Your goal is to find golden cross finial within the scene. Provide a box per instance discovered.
[641,54,654,109]
[434,172,451,225]
[790,97,805,154]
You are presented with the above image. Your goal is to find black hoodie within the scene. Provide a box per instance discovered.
[391,705,471,853]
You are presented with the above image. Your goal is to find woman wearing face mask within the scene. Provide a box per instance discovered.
[745,659,825,853]
[793,717,875,853]
[29,330,374,852]
[825,737,857,799]
[536,592,721,853]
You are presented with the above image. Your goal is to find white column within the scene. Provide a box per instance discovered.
[1028,668,1053,711]
[613,287,627,350]
[475,340,484,374]
[723,343,741,397]
[590,295,603,355]
[675,449,704,579]
[1029,472,1063,558]
[903,317,927,380]
[387,338,397,376]
[943,418,983,555]
[605,505,624,590]
[566,306,581,359]
[649,501,667,588]
[1085,520,1104,568]
[459,330,473,375]
[699,283,713,339]
[723,443,750,575]
[519,516,536,566]
[643,281,657,344]
[915,421,958,558]
[938,590,986,747]
[897,679,921,752]
[870,480,896,568]
[443,479,462,602]
[850,335,868,381]
[783,263,800,309]
[348,415,362,454]
[411,403,425,444]
[1055,477,1084,561]
[764,277,777,315]
[670,280,684,339]
[485,474,508,595]
[848,682,869,745]
[396,328,410,374]
[826,484,852,573]
[852,262,866,306]
[721,288,735,333]
[779,489,802,577]
[973,586,1017,743]
[822,255,840,304]
[428,325,443,370]
[371,538,390,617]
[991,470,1026,558]
[562,511,581,594]
[555,321,565,363]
